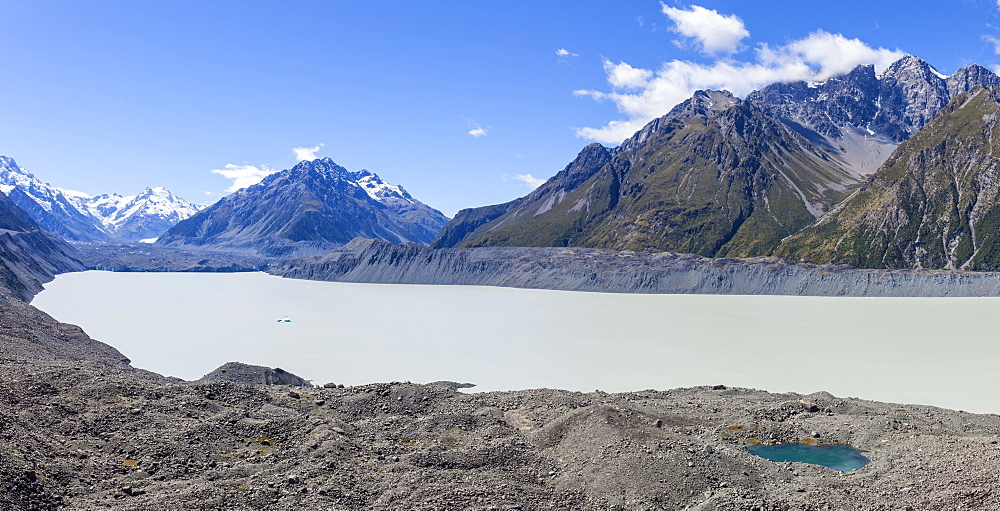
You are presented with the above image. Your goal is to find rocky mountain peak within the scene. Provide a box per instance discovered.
[946,63,1000,97]
[669,89,738,120]
[879,55,939,78]
[0,156,202,241]
[618,90,740,156]
[872,56,951,141]
[0,155,19,172]
[0,157,38,188]
[291,156,343,173]
[746,63,881,141]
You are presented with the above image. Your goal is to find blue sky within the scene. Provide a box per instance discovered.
[2,1,1000,216]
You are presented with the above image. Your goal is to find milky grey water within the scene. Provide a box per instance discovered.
[31,271,1000,414]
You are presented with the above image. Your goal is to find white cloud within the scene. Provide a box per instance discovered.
[464,116,490,137]
[292,144,323,161]
[508,174,546,189]
[58,188,92,199]
[575,30,905,144]
[661,3,749,55]
[984,34,1000,54]
[556,48,579,57]
[604,60,654,89]
[211,163,276,193]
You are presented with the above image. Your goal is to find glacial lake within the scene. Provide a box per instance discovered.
[32,271,1000,414]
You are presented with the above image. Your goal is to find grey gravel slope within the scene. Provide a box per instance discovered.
[270,238,1000,297]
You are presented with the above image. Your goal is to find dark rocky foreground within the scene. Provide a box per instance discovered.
[270,238,1000,297]
[5,355,1000,510]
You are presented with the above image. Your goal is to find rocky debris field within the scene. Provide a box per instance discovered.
[69,242,271,273]
[2,352,999,510]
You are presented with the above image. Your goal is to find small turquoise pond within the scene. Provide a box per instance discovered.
[747,443,870,472]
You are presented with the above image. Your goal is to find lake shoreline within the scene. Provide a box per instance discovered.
[271,238,1000,297]
[32,270,1000,415]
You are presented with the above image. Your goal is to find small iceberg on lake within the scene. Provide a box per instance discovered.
[277,316,292,323]
[747,443,869,472]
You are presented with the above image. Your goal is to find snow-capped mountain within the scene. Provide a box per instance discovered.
[157,157,449,257]
[0,156,203,241]
[85,187,204,241]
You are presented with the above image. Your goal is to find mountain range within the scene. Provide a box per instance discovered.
[7,54,1000,271]
[0,156,202,242]
[775,83,1000,270]
[432,55,1000,269]
[156,157,449,257]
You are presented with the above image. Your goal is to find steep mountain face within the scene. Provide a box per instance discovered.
[775,85,1000,269]
[748,56,999,177]
[0,157,109,241]
[0,189,84,300]
[434,56,1000,258]
[157,158,449,257]
[0,157,202,241]
[432,142,614,249]
[435,90,859,256]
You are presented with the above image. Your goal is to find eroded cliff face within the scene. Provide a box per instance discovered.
[271,238,1000,297]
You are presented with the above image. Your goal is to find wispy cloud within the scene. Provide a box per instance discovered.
[575,24,904,144]
[661,3,749,55]
[556,48,579,58]
[292,144,324,161]
[58,188,92,199]
[466,118,489,137]
[211,163,276,193]
[506,173,546,189]
[985,34,1000,54]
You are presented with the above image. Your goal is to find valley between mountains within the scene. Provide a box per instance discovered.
[3,54,1000,509]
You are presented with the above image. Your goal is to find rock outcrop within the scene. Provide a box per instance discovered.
[199,362,310,386]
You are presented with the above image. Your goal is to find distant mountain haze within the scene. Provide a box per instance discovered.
[156,158,450,257]
[0,156,202,242]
